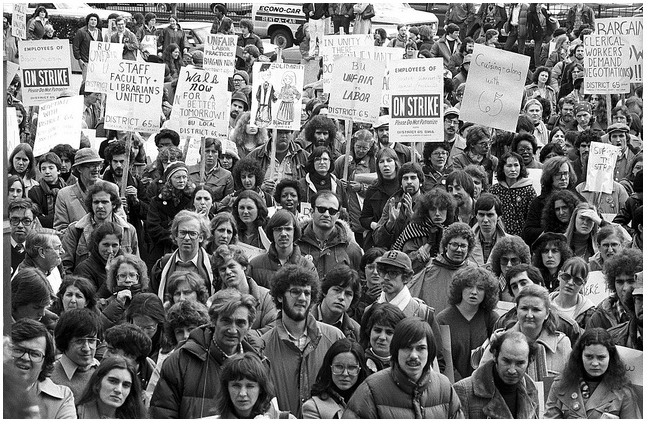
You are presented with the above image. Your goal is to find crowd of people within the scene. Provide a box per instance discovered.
[4,2,645,419]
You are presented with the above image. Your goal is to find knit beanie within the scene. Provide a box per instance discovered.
[164,161,188,182]
[234,70,250,85]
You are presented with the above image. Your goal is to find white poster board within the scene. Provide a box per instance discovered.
[6,107,21,157]
[140,35,157,56]
[594,18,643,84]
[104,60,165,132]
[584,142,620,194]
[18,39,72,106]
[583,34,631,94]
[203,34,237,76]
[327,56,385,124]
[373,46,405,108]
[388,58,444,142]
[582,271,611,306]
[12,3,27,39]
[169,67,229,138]
[33,96,84,156]
[616,346,643,386]
[461,44,530,132]
[320,34,373,92]
[86,41,122,93]
[6,61,20,86]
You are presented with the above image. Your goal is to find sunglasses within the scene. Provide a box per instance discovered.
[558,272,585,286]
[315,206,339,216]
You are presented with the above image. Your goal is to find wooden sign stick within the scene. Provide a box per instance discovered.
[199,137,206,186]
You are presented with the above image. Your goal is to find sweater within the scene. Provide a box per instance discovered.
[489,179,537,237]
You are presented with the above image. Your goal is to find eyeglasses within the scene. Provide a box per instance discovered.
[553,171,570,179]
[559,272,585,286]
[178,230,200,239]
[70,337,100,348]
[500,257,521,266]
[445,119,460,126]
[600,241,622,250]
[117,272,140,281]
[287,288,311,298]
[355,145,371,152]
[377,268,403,278]
[11,345,45,363]
[517,147,533,153]
[10,217,33,226]
[431,151,448,157]
[315,206,339,216]
[448,242,468,251]
[331,364,360,376]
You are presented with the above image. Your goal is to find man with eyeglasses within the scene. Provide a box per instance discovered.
[13,231,64,294]
[297,191,363,277]
[151,210,215,300]
[50,309,102,402]
[262,265,345,417]
[443,107,467,160]
[9,198,38,273]
[11,319,76,419]
[187,137,234,202]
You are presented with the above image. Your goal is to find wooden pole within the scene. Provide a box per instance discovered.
[343,119,353,181]
[121,132,132,199]
[606,93,612,128]
[268,129,278,182]
[198,137,206,186]
[411,142,416,164]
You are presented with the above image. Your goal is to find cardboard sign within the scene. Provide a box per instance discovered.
[18,40,72,106]
[6,61,20,86]
[527,168,543,196]
[583,34,631,94]
[327,56,385,124]
[6,107,21,157]
[140,35,157,55]
[237,242,266,261]
[583,271,612,306]
[183,137,202,166]
[249,62,305,131]
[584,142,620,194]
[388,58,444,142]
[461,44,530,132]
[169,67,229,138]
[320,34,373,92]
[86,41,122,93]
[12,3,27,39]
[372,46,405,108]
[33,96,84,156]
[494,300,515,317]
[104,60,165,132]
[594,18,643,84]
[616,346,643,386]
[203,34,237,76]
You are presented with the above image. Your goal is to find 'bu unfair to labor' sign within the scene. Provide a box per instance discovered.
[461,44,529,133]
[388,58,444,142]
[18,40,72,106]
[320,34,373,93]
[86,41,122,94]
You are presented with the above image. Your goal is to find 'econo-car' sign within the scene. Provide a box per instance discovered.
[252,3,306,46]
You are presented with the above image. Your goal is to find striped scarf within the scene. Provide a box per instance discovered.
[392,217,444,252]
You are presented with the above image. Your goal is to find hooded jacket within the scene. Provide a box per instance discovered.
[489,178,537,237]
[548,290,596,330]
[248,243,317,288]
[297,220,363,278]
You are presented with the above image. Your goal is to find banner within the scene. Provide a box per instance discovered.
[584,142,620,194]
[203,34,237,76]
[104,60,165,132]
[12,3,27,39]
[320,34,373,92]
[33,96,84,156]
[327,56,385,124]
[249,62,305,131]
[582,271,611,306]
[388,58,444,142]
[461,44,530,132]
[594,18,643,84]
[6,107,21,158]
[583,34,631,94]
[86,41,122,93]
[169,67,229,138]
[18,39,72,106]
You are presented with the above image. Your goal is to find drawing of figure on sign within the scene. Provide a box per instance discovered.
[255,63,276,127]
[276,70,301,124]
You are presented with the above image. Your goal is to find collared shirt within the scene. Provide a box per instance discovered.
[377,285,413,311]
[510,4,521,26]
[175,252,200,268]
[58,353,100,380]
[282,318,308,351]
[313,304,344,330]
[11,237,24,251]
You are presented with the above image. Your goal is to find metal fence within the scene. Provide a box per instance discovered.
[95,2,252,23]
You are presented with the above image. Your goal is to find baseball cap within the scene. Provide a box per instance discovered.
[444,107,460,119]
[376,250,412,272]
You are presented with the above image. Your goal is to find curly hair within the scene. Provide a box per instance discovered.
[539,143,566,163]
[412,188,456,226]
[515,284,560,335]
[447,266,499,312]
[231,111,269,151]
[489,236,531,276]
[496,152,528,183]
[216,353,274,417]
[166,271,209,305]
[50,143,77,165]
[11,319,56,382]
[359,302,405,350]
[159,169,195,205]
[531,237,573,279]
[233,190,268,236]
[310,338,369,403]
[56,276,98,312]
[84,181,122,216]
[511,133,539,154]
[440,222,475,255]
[232,156,265,191]
[422,142,449,167]
[558,328,629,391]
[603,248,643,291]
[273,178,302,209]
[270,265,320,310]
[574,128,600,148]
[154,129,180,147]
[532,66,551,84]
[105,254,149,294]
[540,156,576,194]
[163,300,210,350]
[104,323,152,367]
[304,115,338,150]
[541,190,581,234]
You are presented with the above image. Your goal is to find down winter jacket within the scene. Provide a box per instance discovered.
[248,244,317,288]
[454,360,539,419]
[342,365,464,419]
[149,325,264,418]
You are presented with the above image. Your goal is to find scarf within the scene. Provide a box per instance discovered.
[391,365,432,419]
[432,253,465,271]
[309,170,332,192]
[37,177,66,217]
[392,217,443,252]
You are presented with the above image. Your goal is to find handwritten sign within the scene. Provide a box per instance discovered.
[169,67,229,138]
[388,58,444,142]
[583,271,611,306]
[461,44,530,132]
[583,34,631,94]
[320,34,373,92]
[203,34,237,76]
[616,346,643,386]
[373,46,404,108]
[328,56,385,124]
[104,60,165,132]
[86,41,122,93]
[249,62,305,131]
[33,96,84,156]
[594,18,643,84]
[584,142,620,194]
[6,60,20,85]
[6,107,21,157]
[18,39,72,106]
[140,35,157,55]
[12,4,27,39]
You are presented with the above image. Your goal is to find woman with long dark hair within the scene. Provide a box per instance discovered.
[545,328,641,418]
[9,143,38,193]
[303,338,369,419]
[232,190,269,249]
[51,275,99,316]
[161,42,183,83]
[217,156,273,212]
[74,222,124,299]
[541,189,582,235]
[531,232,573,292]
[548,256,596,330]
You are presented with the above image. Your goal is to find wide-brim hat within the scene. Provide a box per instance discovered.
[72,148,102,168]
[373,114,390,129]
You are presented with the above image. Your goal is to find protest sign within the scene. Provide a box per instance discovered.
[583,34,631,94]
[183,137,202,166]
[19,39,72,106]
[461,44,530,132]
[320,34,373,92]
[33,96,84,156]
[327,56,385,124]
[12,4,27,39]
[6,61,20,86]
[140,35,157,56]
[169,67,229,138]
[104,60,165,132]
[494,300,515,317]
[527,168,542,196]
[203,34,237,76]
[249,62,305,131]
[388,58,444,142]
[584,142,620,194]
[86,41,122,93]
[373,46,404,108]
[237,242,266,261]
[594,18,643,85]
[616,346,643,386]
[582,271,611,306]
[6,107,21,157]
